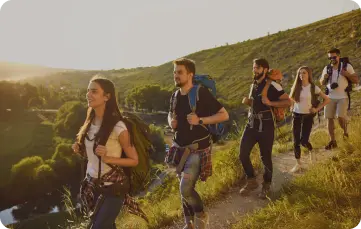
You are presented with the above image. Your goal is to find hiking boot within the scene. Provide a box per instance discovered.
[239,177,259,196]
[183,223,195,229]
[325,140,337,150]
[194,211,209,229]
[301,142,313,151]
[258,182,271,199]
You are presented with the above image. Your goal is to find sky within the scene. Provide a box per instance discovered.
[0,0,359,70]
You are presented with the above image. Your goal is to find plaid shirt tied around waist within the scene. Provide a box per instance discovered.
[79,167,148,223]
[168,144,212,182]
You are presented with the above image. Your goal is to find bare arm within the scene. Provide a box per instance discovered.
[168,112,172,127]
[269,93,292,108]
[103,130,139,167]
[200,107,229,125]
[343,71,359,84]
[320,74,329,86]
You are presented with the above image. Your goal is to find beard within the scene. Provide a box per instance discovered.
[253,70,265,81]
[175,78,184,87]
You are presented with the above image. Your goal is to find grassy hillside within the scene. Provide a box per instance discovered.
[23,10,361,103]
[23,67,151,89]
[113,9,361,101]
[0,62,73,81]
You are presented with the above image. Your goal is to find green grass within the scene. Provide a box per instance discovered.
[59,123,298,229]
[230,95,361,229]
[114,141,250,228]
[0,112,55,187]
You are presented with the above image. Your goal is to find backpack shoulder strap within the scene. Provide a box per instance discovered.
[326,64,333,83]
[311,83,315,96]
[171,89,180,113]
[93,124,116,181]
[188,84,201,112]
[311,83,317,106]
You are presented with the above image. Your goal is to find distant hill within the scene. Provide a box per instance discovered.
[22,10,361,101]
[0,62,76,81]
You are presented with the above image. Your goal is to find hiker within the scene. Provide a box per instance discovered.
[71,76,149,229]
[319,48,358,150]
[289,66,330,172]
[167,58,229,229]
[239,58,291,199]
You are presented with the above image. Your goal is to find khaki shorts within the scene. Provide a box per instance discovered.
[324,98,349,119]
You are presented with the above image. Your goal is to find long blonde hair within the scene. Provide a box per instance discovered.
[290,66,314,103]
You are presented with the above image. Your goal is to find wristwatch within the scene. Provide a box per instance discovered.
[198,118,204,125]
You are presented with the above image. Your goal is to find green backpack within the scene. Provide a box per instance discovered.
[80,112,153,195]
[121,112,153,195]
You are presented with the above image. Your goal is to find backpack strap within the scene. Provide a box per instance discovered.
[310,83,316,107]
[327,63,342,83]
[188,84,201,130]
[188,84,200,112]
[342,61,352,110]
[93,124,119,183]
[310,83,321,124]
[171,89,180,114]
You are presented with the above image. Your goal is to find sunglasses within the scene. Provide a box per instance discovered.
[328,56,337,60]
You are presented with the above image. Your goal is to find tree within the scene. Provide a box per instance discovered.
[125,84,172,112]
[53,101,87,139]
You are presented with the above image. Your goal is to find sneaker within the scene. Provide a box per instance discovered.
[194,211,209,229]
[325,140,337,150]
[183,223,195,229]
[290,163,302,173]
[258,182,271,199]
[301,142,313,151]
[239,177,259,196]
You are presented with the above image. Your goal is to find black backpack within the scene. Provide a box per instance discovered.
[311,83,321,123]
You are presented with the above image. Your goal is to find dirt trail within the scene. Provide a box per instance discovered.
[162,140,335,229]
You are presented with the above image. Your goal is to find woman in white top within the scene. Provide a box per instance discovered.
[72,75,139,229]
[289,66,330,173]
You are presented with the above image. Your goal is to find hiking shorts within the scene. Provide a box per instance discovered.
[324,98,348,119]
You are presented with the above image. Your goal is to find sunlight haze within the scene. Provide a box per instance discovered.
[0,0,359,70]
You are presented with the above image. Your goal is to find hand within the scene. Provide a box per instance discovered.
[341,70,349,77]
[187,113,200,125]
[72,142,80,154]
[309,107,318,114]
[262,96,272,106]
[242,97,252,106]
[95,145,109,162]
[170,118,178,129]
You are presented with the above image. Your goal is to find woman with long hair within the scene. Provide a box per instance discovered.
[289,66,330,172]
[71,75,139,229]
